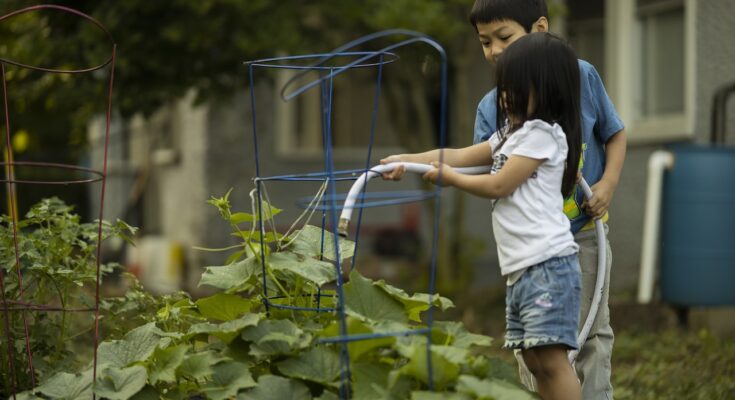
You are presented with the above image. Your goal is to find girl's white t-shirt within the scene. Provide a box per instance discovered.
[488,119,578,278]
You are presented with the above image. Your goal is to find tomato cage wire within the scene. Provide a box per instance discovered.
[245,29,449,396]
[0,5,116,398]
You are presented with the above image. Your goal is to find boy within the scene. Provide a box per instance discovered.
[468,1,626,399]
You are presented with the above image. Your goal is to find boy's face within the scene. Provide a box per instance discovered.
[476,17,548,64]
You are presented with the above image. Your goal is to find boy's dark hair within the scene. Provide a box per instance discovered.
[495,32,581,198]
[469,0,548,32]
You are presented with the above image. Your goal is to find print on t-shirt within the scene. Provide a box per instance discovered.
[491,152,538,179]
[491,153,507,174]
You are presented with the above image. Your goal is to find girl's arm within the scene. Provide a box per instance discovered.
[381,142,493,180]
[424,155,544,199]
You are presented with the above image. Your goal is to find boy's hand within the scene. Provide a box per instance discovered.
[380,155,407,180]
[422,162,456,187]
[583,179,615,219]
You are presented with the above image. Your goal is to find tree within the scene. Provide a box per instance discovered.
[1,0,532,295]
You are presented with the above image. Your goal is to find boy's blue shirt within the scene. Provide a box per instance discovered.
[473,59,624,233]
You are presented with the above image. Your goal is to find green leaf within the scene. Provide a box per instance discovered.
[196,293,252,321]
[352,361,391,400]
[433,321,493,349]
[94,365,148,400]
[456,375,536,400]
[381,371,415,400]
[231,230,283,243]
[226,249,248,265]
[238,375,311,400]
[201,361,257,400]
[230,212,254,224]
[319,317,395,360]
[35,369,93,400]
[255,199,283,221]
[344,270,407,323]
[14,392,45,400]
[188,313,262,343]
[129,386,161,400]
[315,390,340,400]
[225,337,257,366]
[374,281,454,322]
[148,344,189,384]
[398,340,461,389]
[482,357,523,384]
[241,318,311,357]
[97,323,167,368]
[411,391,472,400]
[431,345,470,364]
[199,256,260,292]
[268,252,337,286]
[288,225,355,262]
[12,393,39,400]
[276,346,343,386]
[114,219,139,246]
[176,351,228,381]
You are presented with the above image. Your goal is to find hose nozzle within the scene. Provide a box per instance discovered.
[338,218,350,237]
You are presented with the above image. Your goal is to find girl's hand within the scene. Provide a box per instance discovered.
[422,162,456,187]
[380,155,407,180]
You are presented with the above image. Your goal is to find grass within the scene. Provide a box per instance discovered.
[612,328,735,399]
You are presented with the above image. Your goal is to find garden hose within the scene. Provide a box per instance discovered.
[338,161,606,363]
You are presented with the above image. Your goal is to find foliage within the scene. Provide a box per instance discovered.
[4,194,533,399]
[0,0,475,138]
[0,197,138,394]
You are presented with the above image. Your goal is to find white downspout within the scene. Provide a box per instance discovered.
[637,150,675,303]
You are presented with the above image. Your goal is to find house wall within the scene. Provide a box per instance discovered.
[694,0,735,144]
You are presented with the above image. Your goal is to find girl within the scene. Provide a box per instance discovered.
[381,32,582,400]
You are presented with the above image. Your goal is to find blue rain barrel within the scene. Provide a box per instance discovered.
[661,144,735,306]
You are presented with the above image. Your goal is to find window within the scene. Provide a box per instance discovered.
[638,0,685,117]
[273,67,400,160]
[606,0,695,142]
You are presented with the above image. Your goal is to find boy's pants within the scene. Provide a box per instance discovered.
[514,226,614,400]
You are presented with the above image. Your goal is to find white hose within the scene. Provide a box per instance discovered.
[338,161,606,363]
[337,162,491,234]
[569,178,605,363]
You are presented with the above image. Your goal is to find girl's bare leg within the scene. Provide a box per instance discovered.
[522,345,581,400]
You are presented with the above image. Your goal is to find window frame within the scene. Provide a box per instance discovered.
[606,0,696,143]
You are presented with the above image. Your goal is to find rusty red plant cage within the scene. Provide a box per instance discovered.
[0,5,116,397]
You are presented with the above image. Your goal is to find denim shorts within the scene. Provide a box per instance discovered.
[504,254,581,350]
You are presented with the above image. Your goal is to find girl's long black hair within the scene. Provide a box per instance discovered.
[494,32,581,198]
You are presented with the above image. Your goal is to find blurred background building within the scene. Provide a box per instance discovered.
[3,0,734,332]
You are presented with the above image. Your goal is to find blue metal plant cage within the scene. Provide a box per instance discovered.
[244,30,449,398]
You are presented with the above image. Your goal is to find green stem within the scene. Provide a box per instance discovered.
[265,264,290,303]
[232,222,293,304]
[47,272,67,363]
[191,244,243,252]
[66,325,94,340]
[0,314,8,396]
